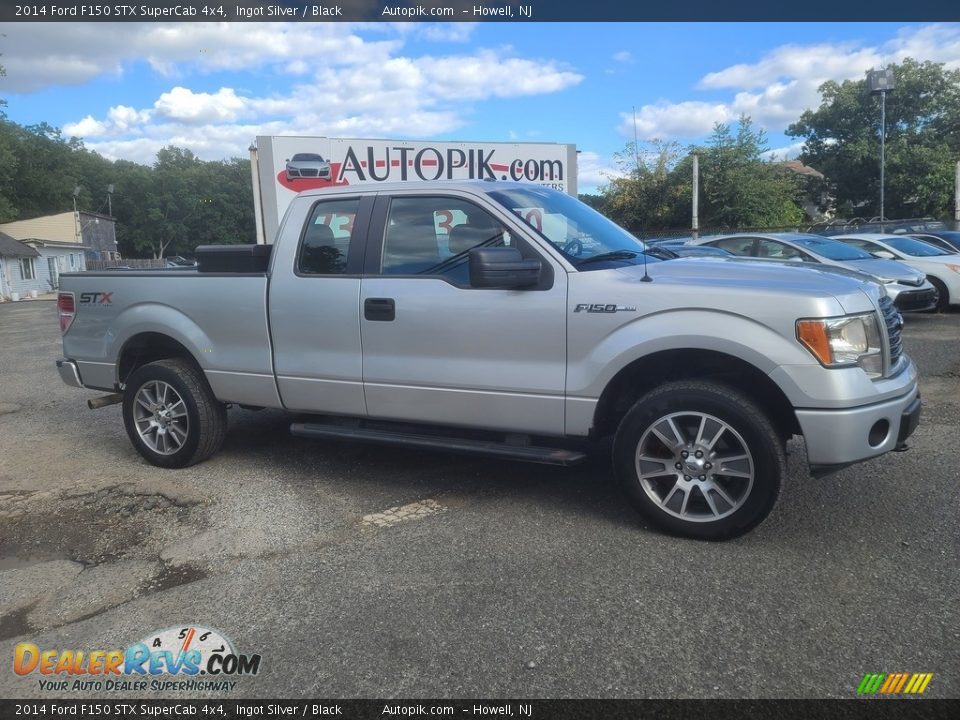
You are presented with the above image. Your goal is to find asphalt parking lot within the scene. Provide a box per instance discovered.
[0,299,957,699]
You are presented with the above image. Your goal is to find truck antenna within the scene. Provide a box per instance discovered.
[641,238,653,282]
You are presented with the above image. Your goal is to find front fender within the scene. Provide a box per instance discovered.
[567,308,816,401]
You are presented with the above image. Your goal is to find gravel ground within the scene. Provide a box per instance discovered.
[0,299,957,699]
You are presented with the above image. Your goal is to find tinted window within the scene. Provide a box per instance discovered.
[789,236,872,260]
[382,197,511,280]
[886,237,949,257]
[712,237,755,256]
[756,240,804,260]
[297,198,360,275]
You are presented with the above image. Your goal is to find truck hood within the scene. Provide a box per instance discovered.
[609,256,882,315]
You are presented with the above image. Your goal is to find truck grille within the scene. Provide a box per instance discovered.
[879,296,903,369]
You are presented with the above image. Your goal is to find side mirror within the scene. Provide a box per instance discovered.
[469,247,541,288]
[873,250,895,260]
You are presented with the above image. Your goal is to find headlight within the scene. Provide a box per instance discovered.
[796,313,883,377]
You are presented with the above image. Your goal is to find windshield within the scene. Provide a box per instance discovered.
[489,186,654,265]
[790,235,872,260]
[886,237,950,257]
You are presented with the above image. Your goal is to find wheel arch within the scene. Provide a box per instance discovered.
[117,332,202,386]
[592,348,800,442]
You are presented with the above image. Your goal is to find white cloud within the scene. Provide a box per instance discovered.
[0,22,401,93]
[621,23,960,141]
[153,86,249,124]
[63,115,108,138]
[31,26,580,164]
[612,51,634,64]
[761,141,805,161]
[619,102,733,140]
[576,150,623,193]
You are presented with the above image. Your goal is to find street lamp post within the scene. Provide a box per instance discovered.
[867,69,895,228]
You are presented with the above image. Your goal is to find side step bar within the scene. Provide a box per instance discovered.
[290,422,587,466]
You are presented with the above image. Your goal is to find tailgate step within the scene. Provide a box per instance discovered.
[290,422,587,466]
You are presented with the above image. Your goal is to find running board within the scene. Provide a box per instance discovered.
[290,422,587,466]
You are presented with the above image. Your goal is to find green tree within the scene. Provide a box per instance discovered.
[694,116,804,229]
[600,139,691,234]
[600,117,804,233]
[0,58,17,221]
[787,58,960,219]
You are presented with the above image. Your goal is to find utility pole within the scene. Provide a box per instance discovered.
[691,153,700,241]
[955,160,959,230]
[867,69,895,230]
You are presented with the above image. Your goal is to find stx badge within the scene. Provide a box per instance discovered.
[79,292,113,305]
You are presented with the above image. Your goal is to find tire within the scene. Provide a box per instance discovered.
[122,358,227,468]
[613,380,785,540]
[928,276,949,312]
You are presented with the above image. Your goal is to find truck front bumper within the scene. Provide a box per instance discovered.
[56,358,83,388]
[796,382,921,467]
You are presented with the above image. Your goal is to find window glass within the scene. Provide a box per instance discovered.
[382,197,511,279]
[756,240,803,260]
[789,236,872,260]
[297,198,360,275]
[712,237,755,256]
[19,258,35,280]
[886,237,948,257]
[841,238,882,254]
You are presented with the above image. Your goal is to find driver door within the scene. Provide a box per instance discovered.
[359,192,568,435]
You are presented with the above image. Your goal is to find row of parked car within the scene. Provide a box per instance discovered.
[648,229,960,313]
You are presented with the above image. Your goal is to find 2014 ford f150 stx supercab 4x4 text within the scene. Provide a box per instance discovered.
[56,181,921,539]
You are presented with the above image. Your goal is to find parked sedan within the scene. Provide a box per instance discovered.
[833,234,960,311]
[689,232,937,313]
[905,231,960,254]
[285,153,332,181]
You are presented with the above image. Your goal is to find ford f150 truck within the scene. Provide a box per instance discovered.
[56,181,921,539]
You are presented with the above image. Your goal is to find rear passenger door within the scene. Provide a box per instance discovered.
[359,192,568,435]
[269,194,373,415]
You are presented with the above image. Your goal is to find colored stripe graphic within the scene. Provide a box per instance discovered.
[858,672,933,695]
[857,673,886,694]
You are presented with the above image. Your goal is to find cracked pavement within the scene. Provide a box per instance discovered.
[0,299,958,699]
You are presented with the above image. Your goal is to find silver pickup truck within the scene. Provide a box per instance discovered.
[56,181,921,539]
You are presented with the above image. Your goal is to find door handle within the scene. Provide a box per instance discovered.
[364,297,395,321]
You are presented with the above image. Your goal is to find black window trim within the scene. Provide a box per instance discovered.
[293,194,374,278]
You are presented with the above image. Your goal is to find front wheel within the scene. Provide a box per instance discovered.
[613,380,785,540]
[122,358,227,468]
[928,276,949,312]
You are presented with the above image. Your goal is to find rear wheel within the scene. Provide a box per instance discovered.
[122,358,227,468]
[613,380,785,540]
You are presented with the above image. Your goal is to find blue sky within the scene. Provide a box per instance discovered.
[2,21,959,191]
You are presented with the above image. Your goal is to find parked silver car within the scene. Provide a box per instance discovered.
[285,153,332,181]
[689,233,937,313]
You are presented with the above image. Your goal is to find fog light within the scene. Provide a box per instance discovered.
[868,419,890,448]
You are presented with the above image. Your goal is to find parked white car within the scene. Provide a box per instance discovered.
[833,234,960,311]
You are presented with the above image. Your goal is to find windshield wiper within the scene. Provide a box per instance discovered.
[576,250,638,266]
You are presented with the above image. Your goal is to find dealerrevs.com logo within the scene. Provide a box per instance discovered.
[13,626,261,693]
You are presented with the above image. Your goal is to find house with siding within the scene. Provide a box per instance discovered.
[0,210,119,294]
[0,231,43,300]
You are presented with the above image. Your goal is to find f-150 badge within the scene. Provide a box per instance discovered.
[573,303,637,313]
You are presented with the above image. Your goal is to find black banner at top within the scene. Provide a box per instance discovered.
[1,0,958,22]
